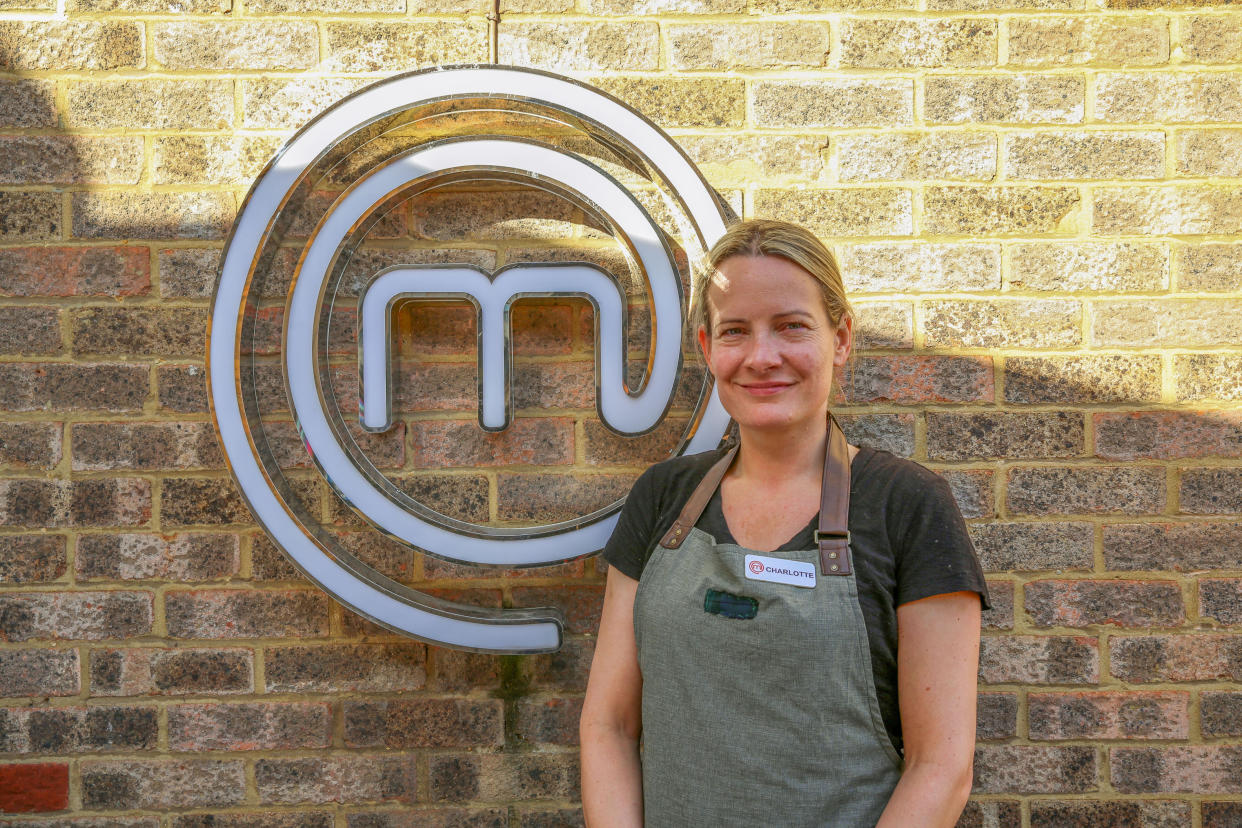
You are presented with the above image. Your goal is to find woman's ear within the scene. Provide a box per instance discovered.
[833,316,853,367]
[696,324,712,368]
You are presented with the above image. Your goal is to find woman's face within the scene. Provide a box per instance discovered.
[697,254,851,436]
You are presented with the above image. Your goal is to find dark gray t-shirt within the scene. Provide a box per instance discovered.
[603,443,990,754]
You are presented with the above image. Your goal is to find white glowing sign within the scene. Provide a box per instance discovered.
[209,65,730,653]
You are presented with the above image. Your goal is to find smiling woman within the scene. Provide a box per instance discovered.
[580,219,990,828]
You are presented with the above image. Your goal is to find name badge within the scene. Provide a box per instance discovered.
[744,554,816,588]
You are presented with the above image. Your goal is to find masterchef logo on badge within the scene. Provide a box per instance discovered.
[208,65,732,654]
[749,560,766,575]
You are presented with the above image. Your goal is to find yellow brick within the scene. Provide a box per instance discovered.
[677,135,826,183]
[0,21,143,71]
[1004,355,1162,404]
[1175,354,1242,402]
[924,299,1081,348]
[153,22,318,71]
[1176,129,1242,177]
[0,137,143,186]
[843,243,999,292]
[925,75,1084,124]
[753,0,913,9]
[0,80,56,129]
[1096,72,1242,124]
[242,78,371,130]
[753,79,912,128]
[67,0,228,9]
[838,19,996,68]
[499,22,659,72]
[754,189,913,238]
[924,187,1079,235]
[324,22,488,73]
[595,78,744,129]
[1176,243,1242,291]
[1092,299,1242,347]
[1008,242,1168,292]
[153,137,283,186]
[67,80,234,131]
[853,301,914,350]
[250,0,405,10]
[583,0,744,13]
[1005,131,1164,180]
[837,132,995,182]
[1007,17,1168,67]
[1182,15,1242,63]
[929,0,1078,9]
[1094,186,1242,235]
[0,0,53,9]
[668,23,830,71]
[73,193,235,242]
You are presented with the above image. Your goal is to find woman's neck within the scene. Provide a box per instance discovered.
[732,420,829,484]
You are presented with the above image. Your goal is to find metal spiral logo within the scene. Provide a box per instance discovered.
[209,65,731,653]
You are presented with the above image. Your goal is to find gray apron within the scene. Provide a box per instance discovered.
[633,420,904,826]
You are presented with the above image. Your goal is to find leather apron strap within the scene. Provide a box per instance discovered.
[658,415,853,576]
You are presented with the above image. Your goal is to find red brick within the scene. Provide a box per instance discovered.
[982,579,1013,630]
[938,469,994,518]
[0,763,68,812]
[843,356,993,404]
[168,702,331,751]
[0,363,148,413]
[82,759,245,808]
[72,307,206,358]
[837,413,916,457]
[409,418,574,468]
[157,364,208,413]
[1112,746,1242,793]
[515,697,583,746]
[346,811,507,828]
[515,808,585,828]
[0,648,79,697]
[0,193,60,241]
[165,589,330,639]
[0,478,151,527]
[0,705,157,753]
[497,473,635,523]
[429,753,579,802]
[343,698,504,748]
[0,246,149,297]
[1204,802,1242,828]
[1104,522,1242,571]
[1007,465,1165,514]
[1005,354,1162,404]
[1030,801,1190,827]
[976,692,1017,741]
[957,801,1021,828]
[264,643,426,692]
[0,423,61,469]
[161,478,253,526]
[77,532,239,581]
[0,307,61,355]
[973,746,1096,793]
[928,412,1083,460]
[263,419,404,470]
[255,756,417,804]
[426,647,501,693]
[1095,411,1242,460]
[1201,691,1242,737]
[1201,578,1242,624]
[0,590,152,641]
[1024,579,1184,627]
[71,422,223,471]
[582,417,689,467]
[0,535,66,583]
[175,816,329,828]
[1181,468,1242,514]
[1028,691,1188,740]
[979,635,1099,684]
[969,521,1094,572]
[522,637,594,692]
[1109,634,1242,682]
[90,647,253,695]
[509,586,604,635]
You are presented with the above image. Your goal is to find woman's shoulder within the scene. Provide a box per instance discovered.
[634,444,734,508]
[853,445,948,499]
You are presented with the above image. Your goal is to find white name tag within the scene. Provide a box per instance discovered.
[743,554,817,588]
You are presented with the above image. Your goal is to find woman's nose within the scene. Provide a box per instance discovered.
[744,331,781,369]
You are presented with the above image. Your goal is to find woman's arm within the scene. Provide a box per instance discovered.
[580,566,644,828]
[876,590,982,828]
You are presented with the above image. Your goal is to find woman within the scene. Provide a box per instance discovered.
[580,219,988,827]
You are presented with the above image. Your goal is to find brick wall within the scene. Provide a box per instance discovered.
[1,0,1240,824]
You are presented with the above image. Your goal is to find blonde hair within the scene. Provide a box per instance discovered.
[692,219,852,330]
